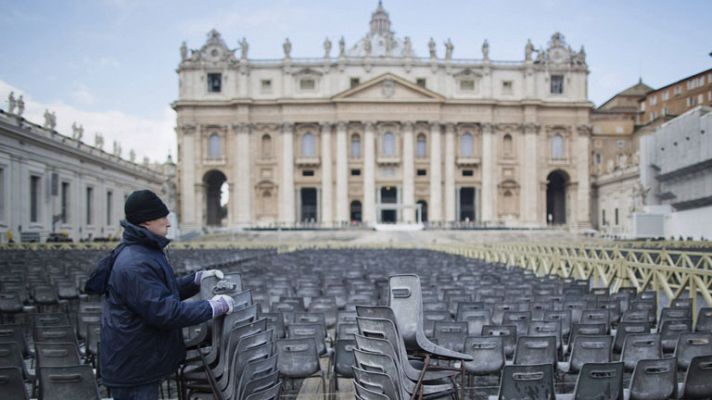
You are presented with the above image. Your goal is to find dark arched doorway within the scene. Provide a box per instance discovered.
[350,200,362,223]
[546,170,568,225]
[380,187,398,223]
[204,170,228,226]
[417,200,428,223]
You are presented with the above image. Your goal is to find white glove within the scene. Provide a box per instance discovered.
[194,269,225,284]
[208,294,235,317]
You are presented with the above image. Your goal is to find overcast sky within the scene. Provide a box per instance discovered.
[1,0,710,163]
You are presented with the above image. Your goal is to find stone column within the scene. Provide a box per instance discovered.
[429,122,442,222]
[444,123,456,222]
[320,122,333,226]
[363,122,376,225]
[279,123,295,224]
[481,123,495,223]
[576,124,592,229]
[335,122,348,224]
[235,123,252,225]
[180,125,197,229]
[401,121,415,223]
[521,123,539,225]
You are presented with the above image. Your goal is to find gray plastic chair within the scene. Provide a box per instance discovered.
[275,338,325,399]
[286,323,327,356]
[620,333,661,372]
[233,354,278,400]
[0,366,28,400]
[560,335,611,374]
[613,321,650,353]
[491,363,555,400]
[660,319,692,352]
[514,336,557,366]
[482,325,517,359]
[544,310,572,341]
[695,307,712,333]
[674,332,712,371]
[528,320,563,351]
[332,339,355,390]
[388,274,473,361]
[558,362,624,400]
[625,358,677,400]
[354,381,391,400]
[432,321,468,353]
[38,364,100,400]
[678,354,712,399]
[352,366,400,400]
[35,342,81,368]
[242,381,281,400]
[463,336,505,385]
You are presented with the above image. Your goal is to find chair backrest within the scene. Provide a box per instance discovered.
[613,321,650,353]
[353,350,407,400]
[432,321,468,352]
[34,325,76,345]
[286,323,326,355]
[337,322,359,340]
[275,338,320,378]
[463,336,504,376]
[38,364,100,400]
[497,364,555,400]
[387,274,424,348]
[0,325,29,357]
[35,342,81,368]
[334,339,356,378]
[502,311,532,337]
[32,313,69,328]
[543,310,572,339]
[680,354,712,399]
[571,362,624,400]
[458,309,491,337]
[527,320,562,350]
[675,332,712,371]
[580,309,610,332]
[568,335,612,373]
[259,312,285,339]
[570,323,607,347]
[659,319,692,351]
[628,357,677,400]
[352,366,400,400]
[696,307,712,333]
[354,381,390,400]
[240,372,279,399]
[242,381,281,400]
[621,333,661,371]
[235,354,278,400]
[0,366,27,400]
[514,336,557,366]
[482,325,517,358]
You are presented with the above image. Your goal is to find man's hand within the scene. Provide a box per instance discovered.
[208,294,235,317]
[194,269,225,284]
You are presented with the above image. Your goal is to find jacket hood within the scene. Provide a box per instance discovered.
[120,220,171,249]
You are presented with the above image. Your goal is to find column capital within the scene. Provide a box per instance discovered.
[320,121,332,132]
[336,121,348,131]
[577,124,592,136]
[363,121,376,131]
[444,123,456,134]
[523,123,540,134]
[401,121,415,131]
[231,122,252,133]
[481,122,493,134]
[179,124,197,135]
[281,122,294,133]
[429,122,441,131]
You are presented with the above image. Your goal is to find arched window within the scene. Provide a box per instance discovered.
[416,134,427,159]
[503,134,513,157]
[382,132,396,157]
[261,134,272,158]
[301,132,316,157]
[208,133,221,159]
[594,153,601,165]
[460,132,474,157]
[551,134,565,160]
[351,134,361,159]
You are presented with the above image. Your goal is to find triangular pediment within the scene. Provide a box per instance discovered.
[332,73,445,103]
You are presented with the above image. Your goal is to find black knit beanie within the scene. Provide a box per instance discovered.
[124,190,169,225]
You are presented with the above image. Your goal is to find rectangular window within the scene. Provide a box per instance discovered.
[416,78,426,88]
[674,85,682,96]
[502,80,513,94]
[460,79,475,91]
[86,187,93,225]
[615,208,619,225]
[602,209,606,226]
[699,94,704,104]
[207,73,222,93]
[640,102,646,111]
[462,169,473,177]
[302,170,314,177]
[350,77,360,88]
[61,182,70,223]
[260,79,272,92]
[106,190,113,225]
[662,91,670,101]
[30,175,40,223]
[350,169,361,176]
[299,78,316,90]
[416,169,427,176]
[550,75,564,94]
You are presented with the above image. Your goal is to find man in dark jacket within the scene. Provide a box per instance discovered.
[101,190,235,400]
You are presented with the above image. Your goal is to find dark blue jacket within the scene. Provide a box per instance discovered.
[100,220,212,387]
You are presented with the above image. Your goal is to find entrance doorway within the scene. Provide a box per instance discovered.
[204,170,228,226]
[546,170,568,225]
[380,187,398,223]
[417,200,428,223]
[459,187,476,221]
[300,188,318,223]
[350,200,362,223]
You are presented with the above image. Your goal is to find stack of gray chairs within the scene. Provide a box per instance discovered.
[180,272,281,400]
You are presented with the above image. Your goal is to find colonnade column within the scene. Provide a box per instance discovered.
[481,123,495,223]
[444,123,456,222]
[235,123,252,225]
[401,121,415,223]
[179,125,197,228]
[335,122,348,224]
[521,123,539,225]
[320,122,333,226]
[363,122,376,225]
[279,122,295,224]
[576,124,592,228]
[429,122,442,222]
